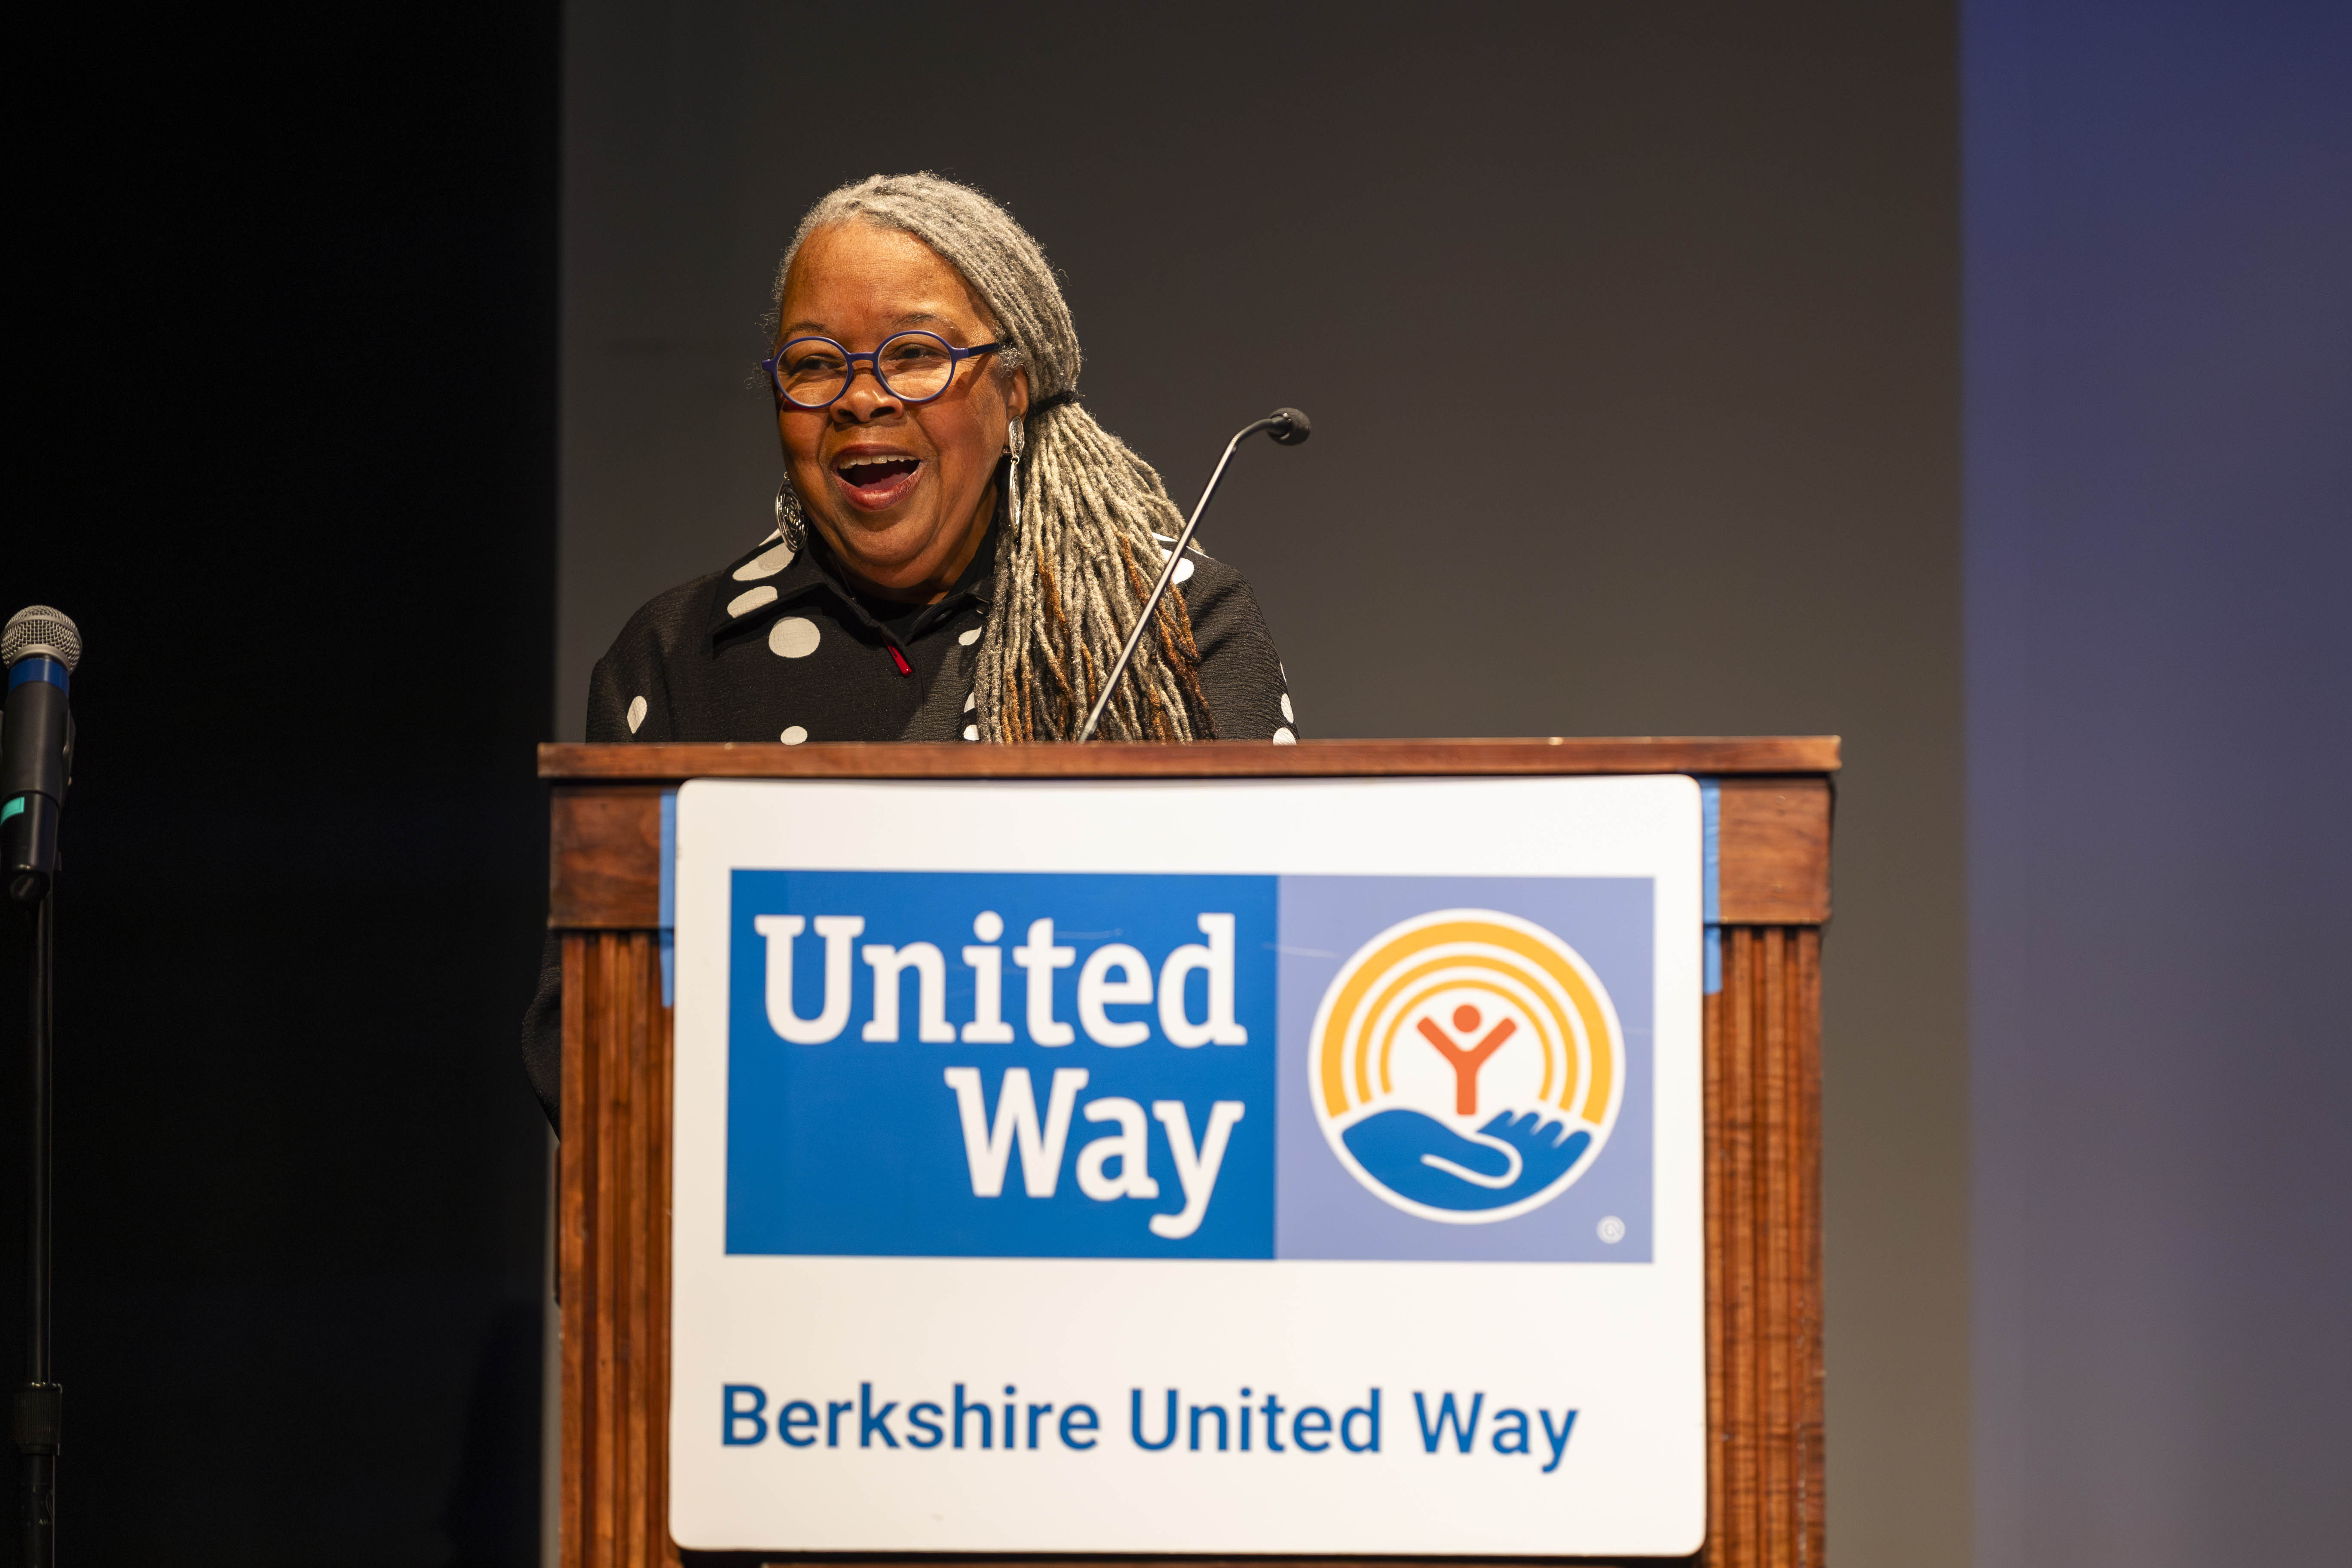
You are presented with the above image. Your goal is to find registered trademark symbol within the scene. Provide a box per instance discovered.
[1597,1216,1626,1243]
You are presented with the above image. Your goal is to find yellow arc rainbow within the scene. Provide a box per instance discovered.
[1314,913,1621,1129]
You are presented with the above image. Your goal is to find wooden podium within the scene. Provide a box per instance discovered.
[542,738,1836,1568]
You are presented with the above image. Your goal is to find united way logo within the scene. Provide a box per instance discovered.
[1308,910,1625,1223]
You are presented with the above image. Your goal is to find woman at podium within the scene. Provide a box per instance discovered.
[524,173,1295,1124]
[587,172,1295,750]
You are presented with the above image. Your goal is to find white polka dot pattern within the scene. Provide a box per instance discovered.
[769,617,821,658]
[781,726,808,745]
[626,695,648,734]
[727,585,778,618]
[963,725,979,741]
[957,627,981,646]
[732,541,796,581]
[1273,727,1296,744]
[1280,692,1294,723]
[963,690,977,711]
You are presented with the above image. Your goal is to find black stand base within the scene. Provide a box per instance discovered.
[15,1383,58,1564]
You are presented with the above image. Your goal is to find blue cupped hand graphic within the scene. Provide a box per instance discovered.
[1341,1107,1592,1212]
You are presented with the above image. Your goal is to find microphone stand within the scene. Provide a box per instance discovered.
[1077,407,1310,743]
[3,609,73,1567]
[16,891,58,1567]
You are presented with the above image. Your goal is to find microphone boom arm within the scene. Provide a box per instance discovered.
[1077,407,1307,742]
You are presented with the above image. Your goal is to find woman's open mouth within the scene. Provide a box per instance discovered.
[833,453,924,510]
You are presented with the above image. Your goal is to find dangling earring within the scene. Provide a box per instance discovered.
[1004,417,1026,534]
[774,477,807,552]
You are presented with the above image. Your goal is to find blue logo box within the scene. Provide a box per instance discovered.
[724,870,1652,1262]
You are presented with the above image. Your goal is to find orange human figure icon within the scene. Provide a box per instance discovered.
[1415,1003,1517,1115]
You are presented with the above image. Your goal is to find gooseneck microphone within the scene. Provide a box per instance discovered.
[2,606,80,905]
[1078,408,1311,743]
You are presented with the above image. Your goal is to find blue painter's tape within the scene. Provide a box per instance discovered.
[659,790,677,927]
[660,788,678,1007]
[1699,777,1722,995]
[7,657,67,695]
[1700,778,1721,925]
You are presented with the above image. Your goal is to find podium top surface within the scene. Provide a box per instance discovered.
[540,737,1835,926]
[538,735,1839,781]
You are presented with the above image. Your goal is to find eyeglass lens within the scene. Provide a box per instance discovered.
[776,333,961,408]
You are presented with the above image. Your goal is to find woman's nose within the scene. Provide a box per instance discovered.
[832,366,902,423]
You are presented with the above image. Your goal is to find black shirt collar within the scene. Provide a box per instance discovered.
[707,513,997,651]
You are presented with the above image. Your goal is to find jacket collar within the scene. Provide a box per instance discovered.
[706,517,997,648]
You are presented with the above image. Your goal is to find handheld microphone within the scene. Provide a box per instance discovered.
[1078,409,1311,742]
[3,606,80,903]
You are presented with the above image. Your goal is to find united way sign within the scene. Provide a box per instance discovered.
[670,775,1704,1556]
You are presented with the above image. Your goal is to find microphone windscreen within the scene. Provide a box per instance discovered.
[1268,407,1312,445]
[3,606,82,671]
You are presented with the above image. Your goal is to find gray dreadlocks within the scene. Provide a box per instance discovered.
[769,173,1213,742]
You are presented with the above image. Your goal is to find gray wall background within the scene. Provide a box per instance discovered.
[560,3,1965,1560]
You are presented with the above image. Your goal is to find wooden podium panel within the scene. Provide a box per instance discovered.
[543,739,1836,1568]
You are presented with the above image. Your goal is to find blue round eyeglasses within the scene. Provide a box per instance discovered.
[763,331,1003,410]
